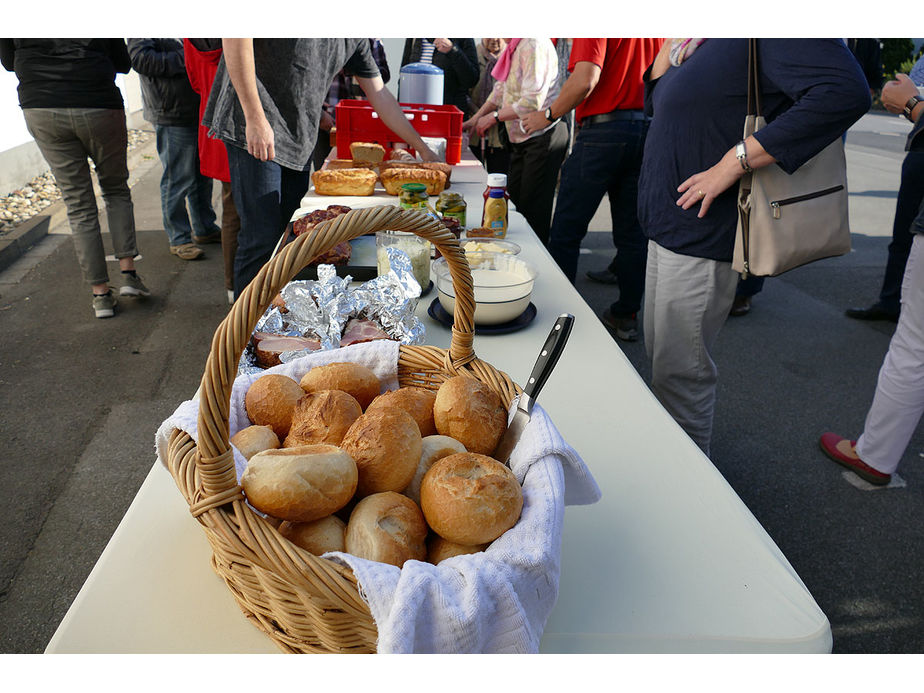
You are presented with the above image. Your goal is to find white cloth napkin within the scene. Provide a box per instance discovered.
[154,339,602,653]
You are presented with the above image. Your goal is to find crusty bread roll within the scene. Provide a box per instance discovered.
[278,515,346,555]
[380,167,447,195]
[341,408,422,496]
[299,361,381,410]
[349,141,386,163]
[366,386,437,436]
[283,389,362,447]
[427,535,488,564]
[312,168,376,196]
[420,452,523,545]
[388,147,417,162]
[231,424,281,460]
[433,376,507,455]
[403,434,467,505]
[244,373,305,438]
[345,492,427,567]
[241,444,358,522]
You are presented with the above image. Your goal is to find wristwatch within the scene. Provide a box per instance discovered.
[903,95,923,122]
[493,111,500,123]
[545,107,554,122]
[735,140,753,173]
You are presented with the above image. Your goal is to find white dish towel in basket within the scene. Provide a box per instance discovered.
[155,339,602,653]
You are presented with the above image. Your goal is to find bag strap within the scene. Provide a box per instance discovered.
[738,38,760,278]
[747,38,761,118]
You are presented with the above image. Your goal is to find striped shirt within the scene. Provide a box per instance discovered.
[419,39,435,63]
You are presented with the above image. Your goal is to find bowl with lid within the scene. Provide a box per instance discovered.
[433,251,537,325]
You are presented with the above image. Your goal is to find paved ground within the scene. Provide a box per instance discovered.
[1,111,922,654]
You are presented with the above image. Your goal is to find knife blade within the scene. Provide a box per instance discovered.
[493,313,575,466]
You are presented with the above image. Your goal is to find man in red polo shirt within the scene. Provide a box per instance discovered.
[523,38,663,341]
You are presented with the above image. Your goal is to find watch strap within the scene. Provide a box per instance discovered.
[736,140,753,173]
[545,107,554,122]
[904,95,923,121]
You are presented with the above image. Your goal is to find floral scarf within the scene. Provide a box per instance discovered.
[669,38,707,66]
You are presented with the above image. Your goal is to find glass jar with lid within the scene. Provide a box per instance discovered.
[399,183,429,210]
[435,191,467,227]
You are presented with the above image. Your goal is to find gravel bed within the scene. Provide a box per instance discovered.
[0,129,154,236]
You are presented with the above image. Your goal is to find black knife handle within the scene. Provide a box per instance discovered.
[523,313,574,402]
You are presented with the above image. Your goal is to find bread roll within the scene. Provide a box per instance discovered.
[345,492,427,567]
[349,141,386,163]
[366,386,437,436]
[403,434,466,505]
[325,158,377,171]
[299,361,381,410]
[241,444,358,522]
[341,408,422,496]
[244,373,305,438]
[278,515,346,555]
[427,535,488,564]
[380,167,447,195]
[231,425,281,460]
[284,389,362,447]
[433,376,507,455]
[420,452,523,545]
[311,168,376,196]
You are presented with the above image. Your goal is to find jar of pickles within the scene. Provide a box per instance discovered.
[435,191,467,227]
[399,183,429,210]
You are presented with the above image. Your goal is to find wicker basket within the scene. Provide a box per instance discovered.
[164,205,521,653]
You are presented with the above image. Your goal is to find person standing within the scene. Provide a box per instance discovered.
[464,38,568,245]
[401,38,479,116]
[638,39,869,456]
[183,38,241,303]
[468,38,510,175]
[522,38,663,342]
[202,39,438,298]
[128,39,221,262]
[821,72,924,486]
[0,38,149,319]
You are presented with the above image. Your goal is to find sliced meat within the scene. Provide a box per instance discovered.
[252,331,322,368]
[339,318,393,347]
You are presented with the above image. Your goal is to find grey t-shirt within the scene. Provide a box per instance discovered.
[203,39,380,171]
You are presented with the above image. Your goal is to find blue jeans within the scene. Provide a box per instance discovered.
[155,124,218,247]
[547,118,649,316]
[226,143,312,297]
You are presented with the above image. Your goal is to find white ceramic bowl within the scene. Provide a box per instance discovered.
[433,252,537,325]
[459,237,521,256]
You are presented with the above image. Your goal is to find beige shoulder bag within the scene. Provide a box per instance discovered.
[733,38,851,278]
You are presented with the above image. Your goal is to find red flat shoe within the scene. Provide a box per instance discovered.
[819,432,891,486]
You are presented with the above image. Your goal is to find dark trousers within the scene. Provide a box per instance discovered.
[225,143,311,297]
[878,151,924,313]
[220,181,240,292]
[547,117,649,316]
[506,119,569,246]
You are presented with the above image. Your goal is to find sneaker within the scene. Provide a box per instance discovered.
[192,231,222,244]
[819,432,891,486]
[601,309,639,342]
[170,243,204,261]
[92,290,117,318]
[120,272,151,297]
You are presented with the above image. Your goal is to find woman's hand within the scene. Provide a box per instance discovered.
[881,73,919,114]
[521,110,549,135]
[676,150,744,218]
[467,113,498,137]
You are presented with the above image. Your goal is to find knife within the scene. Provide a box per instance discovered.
[493,313,575,466]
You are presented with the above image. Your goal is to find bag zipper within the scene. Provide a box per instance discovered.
[770,185,844,219]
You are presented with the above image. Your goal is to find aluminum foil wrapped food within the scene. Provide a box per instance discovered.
[238,251,426,374]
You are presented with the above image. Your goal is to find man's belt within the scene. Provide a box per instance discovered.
[581,109,649,127]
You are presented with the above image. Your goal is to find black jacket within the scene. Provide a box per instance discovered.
[0,38,129,109]
[401,38,479,115]
[127,38,199,126]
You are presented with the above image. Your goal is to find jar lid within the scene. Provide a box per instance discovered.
[486,173,507,187]
[400,62,445,75]
[438,191,463,200]
[400,183,427,192]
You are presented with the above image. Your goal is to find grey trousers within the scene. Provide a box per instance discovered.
[644,240,739,455]
[23,108,137,286]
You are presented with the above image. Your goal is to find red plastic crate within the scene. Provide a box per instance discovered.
[334,99,463,164]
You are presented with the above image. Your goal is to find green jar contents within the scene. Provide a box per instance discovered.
[399,183,429,210]
[435,191,467,227]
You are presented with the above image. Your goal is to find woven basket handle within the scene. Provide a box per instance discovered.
[193,204,475,502]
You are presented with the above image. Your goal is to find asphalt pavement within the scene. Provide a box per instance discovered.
[1,111,922,654]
